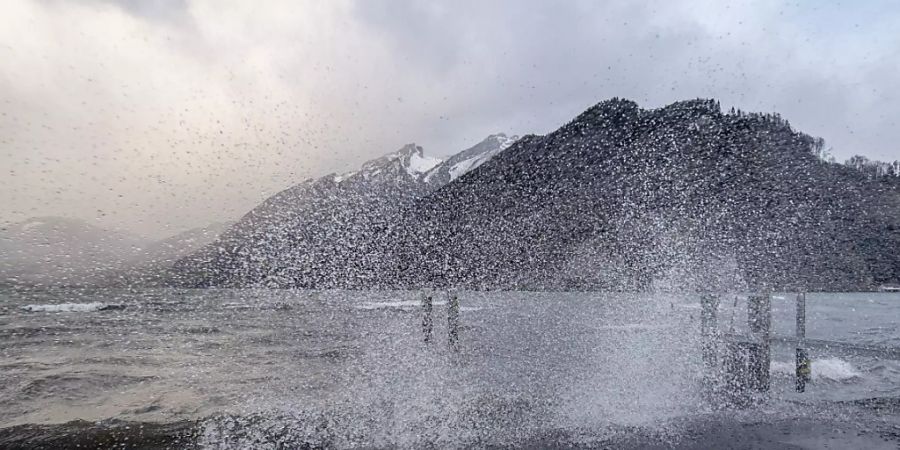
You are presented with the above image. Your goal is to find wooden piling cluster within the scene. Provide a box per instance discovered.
[701,292,773,406]
[702,291,814,401]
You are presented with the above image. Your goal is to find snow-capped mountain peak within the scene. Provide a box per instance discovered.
[326,135,516,187]
[332,143,443,184]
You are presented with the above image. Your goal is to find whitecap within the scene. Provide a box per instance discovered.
[21,302,123,313]
[811,358,863,381]
[596,323,672,331]
[771,358,862,381]
[222,302,252,309]
[355,300,424,310]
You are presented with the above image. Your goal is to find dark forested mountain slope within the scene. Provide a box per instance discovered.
[384,99,899,291]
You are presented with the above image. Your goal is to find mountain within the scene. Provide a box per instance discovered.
[0,217,149,285]
[172,99,898,292]
[172,134,518,287]
[384,99,899,291]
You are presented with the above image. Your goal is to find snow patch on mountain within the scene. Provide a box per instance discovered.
[449,134,518,181]
[325,135,514,187]
[333,143,445,183]
[449,158,478,181]
[333,171,356,183]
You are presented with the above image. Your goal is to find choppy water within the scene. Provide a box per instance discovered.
[1,288,899,449]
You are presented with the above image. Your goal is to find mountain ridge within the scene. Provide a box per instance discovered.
[172,133,518,288]
[380,98,898,291]
[141,98,900,291]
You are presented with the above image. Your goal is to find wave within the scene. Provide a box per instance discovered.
[355,300,424,310]
[220,302,292,311]
[21,302,125,313]
[812,358,865,381]
[222,302,252,310]
[355,300,482,311]
[596,324,673,331]
[771,357,862,381]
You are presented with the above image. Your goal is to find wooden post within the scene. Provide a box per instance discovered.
[747,293,771,392]
[796,292,810,392]
[747,293,771,334]
[422,291,433,343]
[448,289,460,352]
[701,294,719,335]
[700,293,720,369]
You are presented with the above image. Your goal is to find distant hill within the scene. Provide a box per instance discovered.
[0,217,148,285]
[0,217,230,287]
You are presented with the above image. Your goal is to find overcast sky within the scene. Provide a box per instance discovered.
[2,0,898,238]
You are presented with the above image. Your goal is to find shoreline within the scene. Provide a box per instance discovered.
[2,413,899,450]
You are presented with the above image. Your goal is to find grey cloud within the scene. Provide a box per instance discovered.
[1,0,898,238]
[354,0,899,161]
[66,0,190,23]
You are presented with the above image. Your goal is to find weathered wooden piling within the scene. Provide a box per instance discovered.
[747,293,771,335]
[421,291,433,343]
[796,291,811,392]
[747,293,772,392]
[723,341,764,407]
[796,292,806,338]
[700,293,720,369]
[447,289,460,352]
[701,294,719,335]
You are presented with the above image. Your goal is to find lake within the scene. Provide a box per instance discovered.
[2,288,899,448]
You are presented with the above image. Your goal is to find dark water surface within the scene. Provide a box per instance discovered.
[1,288,899,448]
